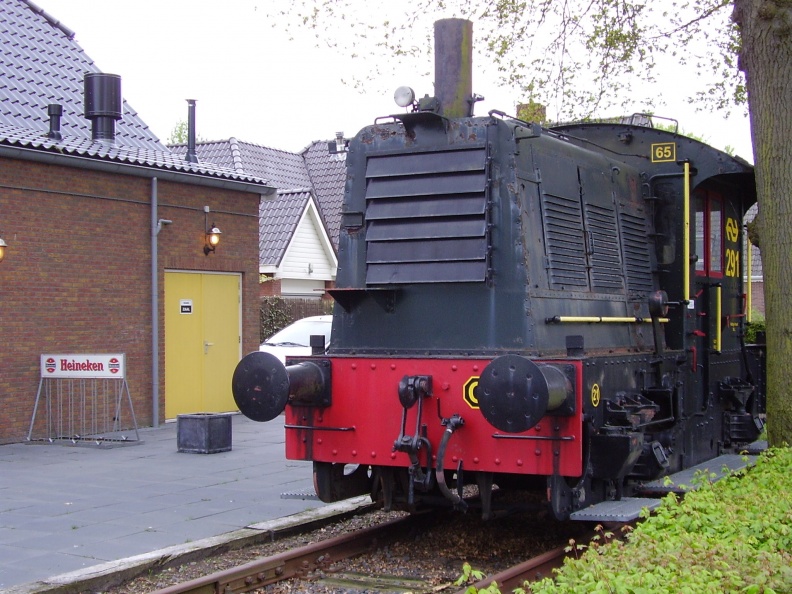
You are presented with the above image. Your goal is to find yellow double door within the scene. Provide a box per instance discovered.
[164,271,241,418]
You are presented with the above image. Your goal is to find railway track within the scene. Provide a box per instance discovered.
[148,512,435,594]
[144,512,604,594]
[98,453,756,594]
[459,544,570,593]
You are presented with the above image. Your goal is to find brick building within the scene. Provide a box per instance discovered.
[0,1,274,442]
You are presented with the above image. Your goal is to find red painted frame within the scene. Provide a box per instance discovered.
[284,357,584,477]
[695,190,724,278]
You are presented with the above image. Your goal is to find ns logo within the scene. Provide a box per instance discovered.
[463,376,480,409]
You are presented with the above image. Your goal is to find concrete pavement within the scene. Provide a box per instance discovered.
[0,414,330,591]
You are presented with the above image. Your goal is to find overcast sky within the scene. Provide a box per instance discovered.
[32,1,754,161]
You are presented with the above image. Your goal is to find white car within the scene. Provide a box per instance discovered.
[259,315,333,364]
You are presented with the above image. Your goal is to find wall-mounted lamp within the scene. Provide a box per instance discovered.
[204,224,221,255]
[203,206,221,255]
[0,236,7,263]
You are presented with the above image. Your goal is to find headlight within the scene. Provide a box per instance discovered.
[394,86,415,108]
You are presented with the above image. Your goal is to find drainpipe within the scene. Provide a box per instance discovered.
[151,178,159,427]
[151,178,172,427]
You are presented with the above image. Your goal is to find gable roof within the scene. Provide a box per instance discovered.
[0,0,274,193]
[170,138,312,189]
[276,196,337,281]
[301,140,346,250]
[259,189,312,267]
[258,187,337,276]
[1,0,163,150]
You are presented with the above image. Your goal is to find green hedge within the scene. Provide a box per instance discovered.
[458,448,792,593]
[529,448,792,594]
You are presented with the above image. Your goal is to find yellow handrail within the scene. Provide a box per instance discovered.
[546,316,669,324]
[746,237,752,323]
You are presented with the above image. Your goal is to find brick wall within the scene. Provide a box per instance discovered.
[259,274,282,297]
[0,156,261,443]
[750,281,765,317]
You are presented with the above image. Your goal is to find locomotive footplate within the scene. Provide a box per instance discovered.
[570,452,763,522]
[569,497,663,522]
[637,453,761,494]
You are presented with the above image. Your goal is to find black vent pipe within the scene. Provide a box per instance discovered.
[84,73,122,142]
[47,104,62,140]
[185,99,198,164]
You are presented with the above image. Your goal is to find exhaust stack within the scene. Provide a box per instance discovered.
[433,19,473,118]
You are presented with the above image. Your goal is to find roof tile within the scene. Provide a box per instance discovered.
[0,122,271,184]
[169,137,347,260]
[0,0,163,150]
[171,139,313,189]
[0,0,272,189]
[302,141,346,249]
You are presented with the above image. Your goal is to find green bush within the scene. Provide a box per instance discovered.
[259,296,294,341]
[745,319,767,344]
[460,447,792,594]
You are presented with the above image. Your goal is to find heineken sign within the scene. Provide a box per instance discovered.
[40,354,126,379]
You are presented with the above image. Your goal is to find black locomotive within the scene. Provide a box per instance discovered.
[233,19,765,520]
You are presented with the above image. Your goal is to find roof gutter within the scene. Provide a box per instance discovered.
[0,143,277,197]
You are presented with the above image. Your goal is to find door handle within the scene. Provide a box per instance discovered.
[204,341,214,354]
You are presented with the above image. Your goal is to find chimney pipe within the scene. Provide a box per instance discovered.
[434,19,473,118]
[84,73,122,142]
[47,104,62,140]
[185,99,198,164]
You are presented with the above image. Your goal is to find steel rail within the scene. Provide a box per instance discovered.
[458,543,569,593]
[457,524,634,593]
[148,512,430,594]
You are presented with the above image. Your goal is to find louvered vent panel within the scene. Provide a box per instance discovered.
[543,192,588,288]
[586,203,625,293]
[620,211,654,296]
[364,148,488,284]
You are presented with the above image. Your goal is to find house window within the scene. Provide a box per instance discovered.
[694,190,723,277]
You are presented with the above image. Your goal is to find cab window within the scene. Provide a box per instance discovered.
[694,190,723,277]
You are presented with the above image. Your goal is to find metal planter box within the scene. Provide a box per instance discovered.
[177,413,232,454]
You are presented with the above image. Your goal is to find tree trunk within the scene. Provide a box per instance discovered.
[734,0,792,446]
